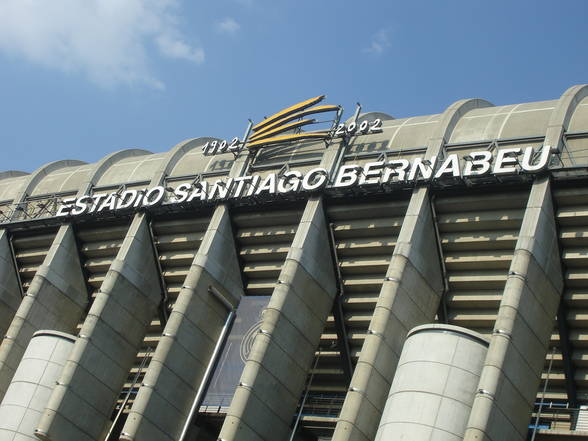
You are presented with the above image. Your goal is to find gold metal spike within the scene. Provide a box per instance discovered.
[247,131,330,148]
[252,104,340,139]
[252,95,325,133]
[249,119,316,142]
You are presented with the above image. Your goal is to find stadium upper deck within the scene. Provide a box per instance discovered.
[0,85,587,441]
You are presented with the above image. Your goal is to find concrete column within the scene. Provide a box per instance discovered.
[0,225,87,402]
[35,213,162,441]
[218,197,337,441]
[332,187,444,441]
[120,205,243,441]
[463,176,563,441]
[374,325,488,441]
[0,330,76,441]
[331,97,492,441]
[462,84,587,441]
[0,230,21,341]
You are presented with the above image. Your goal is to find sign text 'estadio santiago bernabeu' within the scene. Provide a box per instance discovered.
[56,145,553,218]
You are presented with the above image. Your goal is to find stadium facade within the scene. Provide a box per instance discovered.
[0,84,587,441]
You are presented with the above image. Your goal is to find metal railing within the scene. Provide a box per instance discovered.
[529,403,588,433]
[298,393,345,418]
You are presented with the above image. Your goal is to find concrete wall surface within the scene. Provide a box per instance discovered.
[35,214,162,441]
[332,186,444,441]
[375,324,489,441]
[464,177,564,441]
[219,197,337,441]
[0,230,21,345]
[121,205,243,441]
[0,330,75,441]
[0,225,87,402]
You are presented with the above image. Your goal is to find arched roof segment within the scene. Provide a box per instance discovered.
[94,150,162,188]
[568,95,588,133]
[428,98,494,156]
[11,159,86,205]
[544,84,588,149]
[149,137,220,186]
[30,164,94,197]
[384,114,440,151]
[0,171,28,181]
[0,174,29,204]
[166,138,234,179]
[449,100,556,144]
[1,89,586,198]
[75,149,151,196]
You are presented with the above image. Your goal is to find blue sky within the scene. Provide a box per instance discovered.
[0,0,586,173]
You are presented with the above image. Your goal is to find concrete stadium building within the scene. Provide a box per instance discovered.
[0,84,587,441]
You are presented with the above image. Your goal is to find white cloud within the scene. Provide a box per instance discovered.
[363,28,391,55]
[156,34,205,64]
[0,0,204,89]
[216,17,241,35]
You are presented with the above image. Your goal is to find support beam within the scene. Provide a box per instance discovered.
[463,176,563,441]
[557,301,577,408]
[120,205,243,441]
[327,222,353,384]
[0,224,87,402]
[218,197,337,441]
[332,186,444,441]
[463,84,588,441]
[332,98,492,441]
[35,213,162,441]
[0,230,21,341]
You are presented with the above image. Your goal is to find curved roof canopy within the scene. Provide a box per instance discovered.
[1,86,587,205]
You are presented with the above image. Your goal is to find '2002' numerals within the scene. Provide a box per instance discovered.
[335,118,382,136]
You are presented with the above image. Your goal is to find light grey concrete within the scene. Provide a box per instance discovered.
[544,84,588,153]
[0,330,75,441]
[9,161,86,221]
[463,84,587,441]
[375,324,488,441]
[332,97,493,441]
[149,138,219,187]
[463,177,563,441]
[75,149,151,197]
[120,205,243,441]
[332,186,444,441]
[35,213,162,441]
[218,197,337,441]
[426,98,493,158]
[0,225,87,403]
[0,230,21,341]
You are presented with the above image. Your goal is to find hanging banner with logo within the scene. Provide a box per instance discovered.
[200,295,271,412]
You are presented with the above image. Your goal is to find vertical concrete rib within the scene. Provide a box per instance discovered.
[463,85,587,441]
[463,176,562,441]
[35,213,162,441]
[332,98,493,441]
[0,230,22,341]
[333,187,443,441]
[120,205,243,441]
[219,197,337,441]
[0,225,87,402]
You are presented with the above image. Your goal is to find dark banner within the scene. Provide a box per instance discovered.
[200,295,271,411]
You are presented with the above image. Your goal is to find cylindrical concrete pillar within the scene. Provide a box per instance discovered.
[0,330,75,441]
[375,324,489,441]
